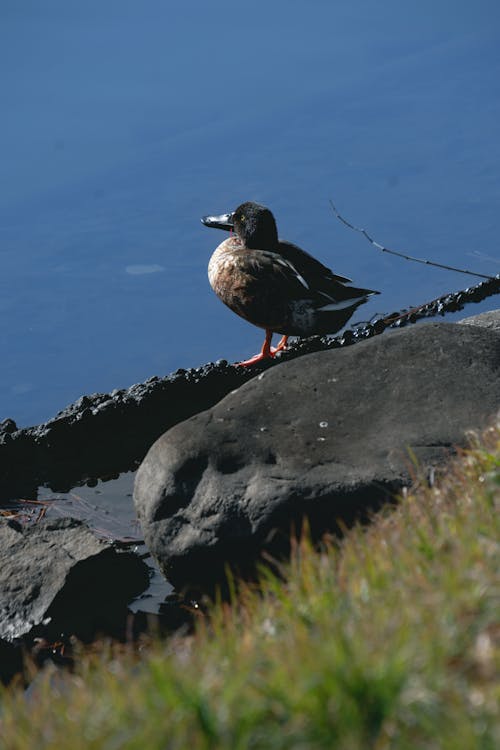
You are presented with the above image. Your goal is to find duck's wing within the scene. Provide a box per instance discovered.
[277,240,379,302]
[242,249,317,298]
[241,249,368,307]
[277,240,353,285]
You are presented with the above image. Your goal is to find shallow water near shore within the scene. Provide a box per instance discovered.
[36,472,173,613]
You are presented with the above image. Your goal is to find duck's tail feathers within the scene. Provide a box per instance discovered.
[344,284,380,298]
[319,296,370,312]
[313,291,376,336]
[319,285,379,312]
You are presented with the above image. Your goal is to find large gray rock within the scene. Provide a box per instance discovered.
[134,322,500,587]
[0,517,149,642]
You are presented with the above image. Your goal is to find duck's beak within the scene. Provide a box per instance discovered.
[201,212,234,231]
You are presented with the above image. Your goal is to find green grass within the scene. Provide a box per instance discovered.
[2,422,499,749]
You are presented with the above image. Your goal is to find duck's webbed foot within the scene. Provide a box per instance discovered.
[236,330,287,367]
[237,352,271,366]
[272,335,289,354]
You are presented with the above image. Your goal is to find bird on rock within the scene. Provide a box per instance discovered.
[202,201,379,366]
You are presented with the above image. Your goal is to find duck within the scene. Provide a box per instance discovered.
[202,201,379,366]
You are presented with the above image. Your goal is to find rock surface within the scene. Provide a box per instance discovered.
[0,363,253,500]
[134,321,500,587]
[0,517,149,643]
[459,309,500,332]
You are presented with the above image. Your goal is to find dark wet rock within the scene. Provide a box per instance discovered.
[0,418,18,435]
[459,309,500,333]
[0,517,149,643]
[134,322,500,587]
[0,637,22,685]
[0,361,264,499]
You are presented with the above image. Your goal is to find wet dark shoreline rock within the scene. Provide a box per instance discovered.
[134,321,500,588]
[0,362,258,500]
[0,637,23,686]
[0,517,150,642]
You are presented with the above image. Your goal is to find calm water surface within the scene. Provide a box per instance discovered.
[1,1,499,428]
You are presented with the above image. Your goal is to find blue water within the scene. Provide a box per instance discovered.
[1,0,499,428]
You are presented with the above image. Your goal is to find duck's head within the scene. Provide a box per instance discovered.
[201,201,278,250]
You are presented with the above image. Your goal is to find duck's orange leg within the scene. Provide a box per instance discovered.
[236,332,290,367]
[272,335,289,353]
[237,329,275,367]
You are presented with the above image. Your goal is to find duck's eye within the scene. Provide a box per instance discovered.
[240,215,246,223]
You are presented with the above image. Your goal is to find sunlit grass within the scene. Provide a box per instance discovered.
[2,422,499,749]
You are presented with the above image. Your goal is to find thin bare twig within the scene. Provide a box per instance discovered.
[329,199,496,280]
